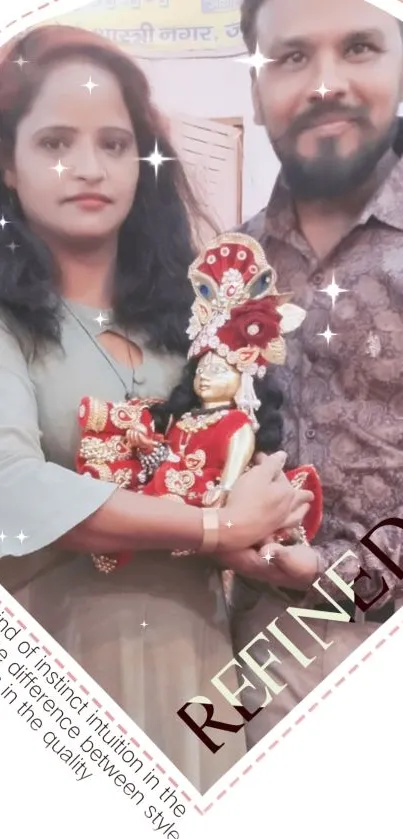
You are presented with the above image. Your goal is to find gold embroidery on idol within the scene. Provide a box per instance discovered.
[184,449,206,475]
[176,409,229,434]
[290,471,309,490]
[262,336,287,365]
[85,463,114,482]
[84,398,109,433]
[164,469,196,496]
[79,435,131,464]
[113,468,133,488]
[92,554,118,573]
[110,403,144,430]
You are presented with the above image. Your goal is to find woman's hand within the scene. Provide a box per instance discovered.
[218,542,320,589]
[221,451,314,552]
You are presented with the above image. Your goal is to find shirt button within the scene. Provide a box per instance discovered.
[306,428,316,440]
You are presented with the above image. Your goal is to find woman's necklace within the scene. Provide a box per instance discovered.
[62,301,140,399]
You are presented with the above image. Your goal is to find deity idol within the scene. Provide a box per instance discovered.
[76,234,323,573]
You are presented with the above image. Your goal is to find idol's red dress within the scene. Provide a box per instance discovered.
[76,396,159,490]
[76,396,323,571]
[141,408,251,505]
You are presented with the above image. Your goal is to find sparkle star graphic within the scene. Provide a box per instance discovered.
[236,44,276,78]
[318,324,337,345]
[262,549,273,565]
[0,532,7,542]
[51,160,69,178]
[13,56,29,68]
[140,621,148,629]
[82,76,99,94]
[0,215,10,230]
[16,530,28,544]
[94,312,109,327]
[6,242,19,253]
[319,273,347,306]
[139,140,175,179]
[314,82,332,98]
[225,520,233,528]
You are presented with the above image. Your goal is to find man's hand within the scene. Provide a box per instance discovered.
[258,542,320,589]
[218,543,319,590]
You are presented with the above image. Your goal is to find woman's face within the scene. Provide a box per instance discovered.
[4,59,140,245]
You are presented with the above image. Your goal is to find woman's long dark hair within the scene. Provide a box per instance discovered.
[151,358,283,454]
[0,25,212,356]
[0,24,283,451]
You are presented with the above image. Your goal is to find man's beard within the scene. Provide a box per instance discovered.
[271,114,399,201]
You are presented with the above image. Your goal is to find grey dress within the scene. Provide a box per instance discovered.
[0,302,245,792]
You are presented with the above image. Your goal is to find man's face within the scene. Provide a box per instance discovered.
[252,0,403,199]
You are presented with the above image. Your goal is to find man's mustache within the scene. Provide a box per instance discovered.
[286,103,370,138]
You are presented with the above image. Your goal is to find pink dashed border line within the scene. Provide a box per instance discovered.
[0,1,61,35]
[194,621,403,816]
[1,598,401,816]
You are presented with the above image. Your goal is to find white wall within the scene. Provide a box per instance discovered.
[135,55,280,220]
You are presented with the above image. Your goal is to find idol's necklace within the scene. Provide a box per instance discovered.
[190,401,234,417]
[176,406,231,456]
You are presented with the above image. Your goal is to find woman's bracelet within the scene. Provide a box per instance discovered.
[171,507,220,557]
[200,507,220,552]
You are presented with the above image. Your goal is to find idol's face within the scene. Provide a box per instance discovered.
[193,352,241,405]
[4,60,139,246]
[251,0,403,199]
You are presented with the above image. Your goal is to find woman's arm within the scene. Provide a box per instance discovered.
[0,324,311,560]
[57,489,207,554]
[0,323,217,557]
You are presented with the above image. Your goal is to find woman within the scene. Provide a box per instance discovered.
[0,25,313,791]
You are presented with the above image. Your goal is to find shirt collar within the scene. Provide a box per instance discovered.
[358,153,403,231]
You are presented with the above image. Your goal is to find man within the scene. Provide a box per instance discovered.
[230,0,403,746]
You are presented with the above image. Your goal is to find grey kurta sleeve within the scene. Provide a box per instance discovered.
[0,322,117,557]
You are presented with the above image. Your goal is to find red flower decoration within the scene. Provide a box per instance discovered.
[229,299,282,348]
